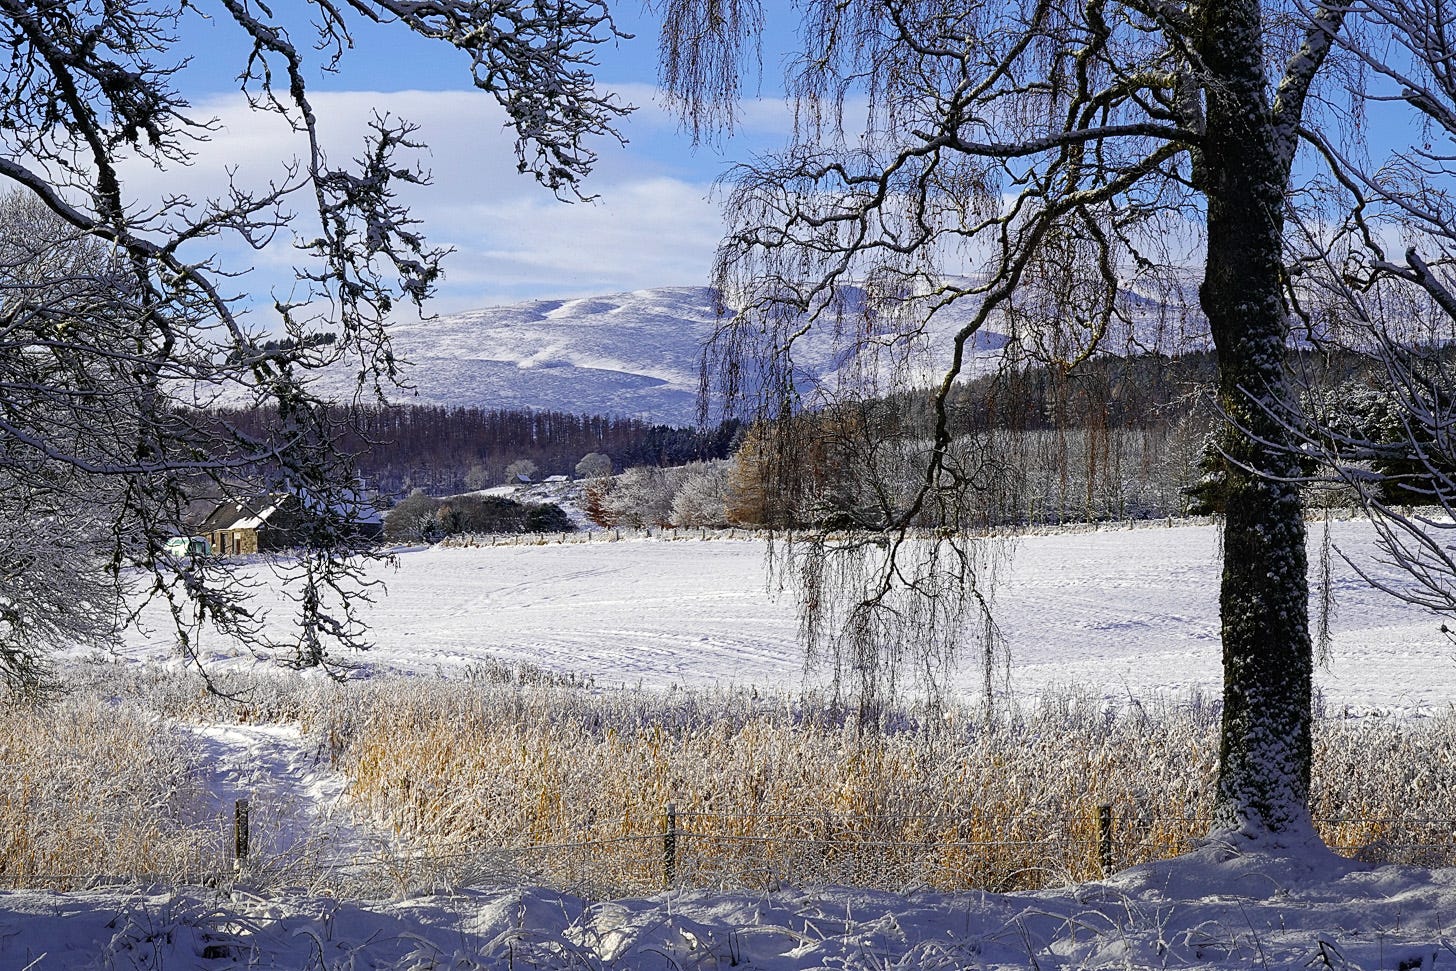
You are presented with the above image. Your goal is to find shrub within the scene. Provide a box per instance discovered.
[383,491,573,540]
[575,452,612,479]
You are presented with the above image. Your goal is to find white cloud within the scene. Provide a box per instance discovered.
[430,177,724,309]
[108,87,781,321]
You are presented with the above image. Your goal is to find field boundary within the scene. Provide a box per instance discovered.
[9,801,1453,899]
[432,506,1421,550]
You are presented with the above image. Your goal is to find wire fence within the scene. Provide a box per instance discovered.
[441,522,1210,549]
[434,507,1386,551]
[9,801,1456,898]
[439,525,768,548]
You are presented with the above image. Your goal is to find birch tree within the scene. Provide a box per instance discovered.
[660,0,1356,839]
[0,1,627,682]
[1272,0,1456,627]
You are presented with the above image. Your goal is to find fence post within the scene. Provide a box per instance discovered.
[1096,803,1113,876]
[234,798,250,867]
[663,802,678,887]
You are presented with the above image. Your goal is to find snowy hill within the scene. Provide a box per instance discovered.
[354,288,721,425]
[303,282,1195,425]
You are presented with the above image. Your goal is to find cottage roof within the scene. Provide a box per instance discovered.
[232,504,278,530]
[198,495,290,532]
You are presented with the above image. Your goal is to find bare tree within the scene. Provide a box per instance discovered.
[1272,0,1456,615]
[505,458,539,482]
[0,466,121,691]
[0,2,627,683]
[659,0,1364,839]
[576,451,613,479]
[671,460,731,526]
[465,463,492,492]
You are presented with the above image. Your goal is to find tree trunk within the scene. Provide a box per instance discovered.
[1197,0,1314,837]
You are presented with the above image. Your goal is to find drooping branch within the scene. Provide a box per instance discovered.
[695,0,1208,723]
[0,0,628,682]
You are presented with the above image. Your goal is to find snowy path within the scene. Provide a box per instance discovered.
[173,721,395,883]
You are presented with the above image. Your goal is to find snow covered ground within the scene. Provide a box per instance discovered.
[122,517,1455,714]
[7,838,1456,968]
[172,721,398,881]
[16,517,1456,969]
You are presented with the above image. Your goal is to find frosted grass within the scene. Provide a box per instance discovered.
[7,661,1456,895]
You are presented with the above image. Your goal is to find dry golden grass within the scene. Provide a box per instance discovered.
[7,661,1456,895]
[0,692,210,887]
[317,678,1456,894]
[322,684,1218,893]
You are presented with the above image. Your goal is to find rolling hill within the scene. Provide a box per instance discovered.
[303,281,1201,425]
[305,286,1010,425]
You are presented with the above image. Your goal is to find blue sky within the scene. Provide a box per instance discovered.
[149,5,795,317]
[137,6,1412,326]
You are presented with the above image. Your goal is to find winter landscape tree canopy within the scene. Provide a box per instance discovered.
[656,0,1456,842]
[15,2,1456,962]
[8,0,1456,872]
[0,0,628,683]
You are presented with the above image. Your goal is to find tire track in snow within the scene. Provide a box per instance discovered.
[120,521,1452,713]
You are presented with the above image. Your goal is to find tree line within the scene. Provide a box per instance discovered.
[383,491,575,542]
[211,405,744,497]
[705,345,1452,531]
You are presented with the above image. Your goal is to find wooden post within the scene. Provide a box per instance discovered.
[663,802,678,887]
[1096,803,1113,876]
[235,798,250,865]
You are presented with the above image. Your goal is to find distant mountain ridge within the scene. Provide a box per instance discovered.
[305,283,1195,426]
[342,288,718,426]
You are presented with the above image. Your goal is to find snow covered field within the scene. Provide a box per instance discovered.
[15,517,1456,970]
[123,517,1453,714]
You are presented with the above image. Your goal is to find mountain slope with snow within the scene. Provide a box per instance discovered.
[366,288,721,424]
[307,282,1193,425]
